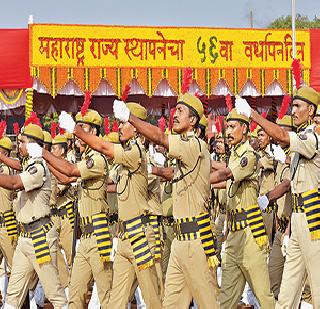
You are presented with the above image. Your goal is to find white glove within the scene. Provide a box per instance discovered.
[113,100,130,122]
[153,152,166,167]
[281,235,290,257]
[147,164,153,174]
[273,145,286,164]
[235,97,251,118]
[110,237,118,262]
[258,195,269,211]
[26,143,42,158]
[58,111,75,133]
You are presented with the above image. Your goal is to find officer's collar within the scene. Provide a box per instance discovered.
[218,153,226,161]
[122,137,137,150]
[233,140,249,156]
[180,131,195,140]
[297,120,313,133]
[283,147,290,155]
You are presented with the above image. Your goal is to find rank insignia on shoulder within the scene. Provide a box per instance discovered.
[298,134,307,140]
[28,166,38,175]
[240,157,248,167]
[86,158,94,169]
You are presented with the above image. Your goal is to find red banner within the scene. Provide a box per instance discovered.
[0,29,32,89]
[310,29,320,92]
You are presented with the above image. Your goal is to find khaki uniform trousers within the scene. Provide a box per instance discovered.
[215,211,226,260]
[53,215,73,288]
[268,230,285,299]
[219,227,275,309]
[5,227,67,308]
[262,210,274,247]
[163,237,219,309]
[276,213,320,308]
[0,227,16,271]
[68,235,113,309]
[108,224,162,309]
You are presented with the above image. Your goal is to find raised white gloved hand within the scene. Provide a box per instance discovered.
[153,152,166,167]
[59,111,75,133]
[258,195,269,211]
[113,100,130,123]
[110,237,118,262]
[235,97,251,118]
[26,143,42,158]
[281,234,290,257]
[273,145,286,164]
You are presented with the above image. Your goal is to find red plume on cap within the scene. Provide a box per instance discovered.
[215,117,222,134]
[292,59,302,89]
[278,95,291,119]
[13,122,20,135]
[250,121,258,133]
[24,112,42,128]
[181,68,193,94]
[158,116,166,133]
[225,94,233,112]
[81,91,92,116]
[51,122,58,138]
[0,121,6,139]
[58,126,65,135]
[104,117,110,135]
[112,120,119,132]
[261,111,267,119]
[121,84,131,102]
[168,108,176,131]
[195,90,201,98]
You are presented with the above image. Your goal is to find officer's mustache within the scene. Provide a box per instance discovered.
[227,135,233,140]
[173,117,179,123]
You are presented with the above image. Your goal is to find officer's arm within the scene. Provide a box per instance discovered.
[210,167,233,184]
[129,114,169,150]
[212,181,227,189]
[74,125,115,159]
[0,174,24,190]
[0,153,22,171]
[151,166,174,181]
[107,184,117,193]
[43,149,81,177]
[251,110,290,145]
[266,179,291,203]
[47,163,78,185]
[211,160,227,171]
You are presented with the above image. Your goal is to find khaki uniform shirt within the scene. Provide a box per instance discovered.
[49,174,58,208]
[107,162,119,215]
[17,158,51,223]
[0,164,14,213]
[258,148,275,196]
[227,140,259,210]
[213,155,227,208]
[146,152,162,216]
[77,148,108,218]
[289,126,320,194]
[113,139,149,221]
[161,158,175,218]
[168,132,211,218]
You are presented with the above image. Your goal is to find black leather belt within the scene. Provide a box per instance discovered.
[108,213,118,225]
[174,221,199,235]
[141,215,162,225]
[19,216,51,233]
[50,207,58,216]
[162,216,174,226]
[81,222,94,235]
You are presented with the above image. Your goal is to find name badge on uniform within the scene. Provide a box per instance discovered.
[298,133,307,140]
[28,166,38,175]
[86,158,94,169]
[240,157,248,167]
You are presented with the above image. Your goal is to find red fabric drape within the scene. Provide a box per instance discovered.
[310,29,320,92]
[0,29,32,89]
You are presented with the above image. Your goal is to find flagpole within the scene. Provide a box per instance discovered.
[291,0,296,59]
